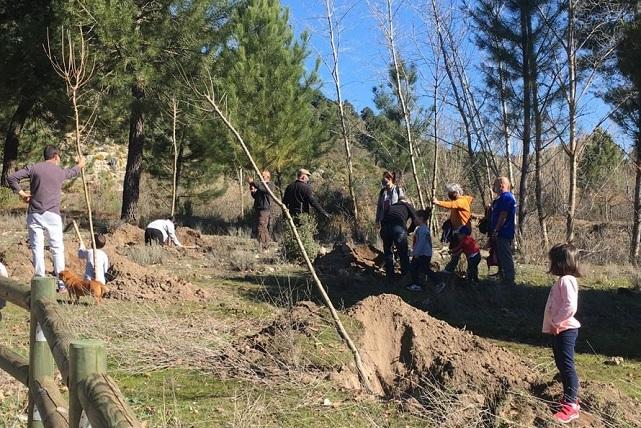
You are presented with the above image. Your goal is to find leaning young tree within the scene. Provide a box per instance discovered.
[374,0,427,209]
[323,0,359,222]
[191,72,373,393]
[46,27,98,277]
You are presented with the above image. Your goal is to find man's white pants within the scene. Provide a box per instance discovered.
[27,211,65,277]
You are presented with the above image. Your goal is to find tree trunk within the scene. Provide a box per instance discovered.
[430,65,440,232]
[121,83,145,221]
[387,0,426,210]
[325,0,358,222]
[530,16,548,248]
[533,95,549,248]
[171,98,179,218]
[518,5,533,241]
[631,158,641,266]
[1,97,33,186]
[431,0,486,205]
[630,91,641,266]
[498,62,514,187]
[565,0,578,243]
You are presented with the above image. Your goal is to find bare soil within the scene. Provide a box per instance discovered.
[0,224,209,303]
[233,295,641,427]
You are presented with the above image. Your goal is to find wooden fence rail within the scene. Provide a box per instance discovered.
[0,276,141,428]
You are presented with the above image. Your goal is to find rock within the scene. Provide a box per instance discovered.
[604,356,624,366]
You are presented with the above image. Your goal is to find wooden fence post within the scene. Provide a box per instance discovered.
[28,277,56,428]
[69,340,106,427]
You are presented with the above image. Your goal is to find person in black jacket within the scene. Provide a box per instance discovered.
[380,197,418,280]
[283,169,330,223]
[249,170,274,248]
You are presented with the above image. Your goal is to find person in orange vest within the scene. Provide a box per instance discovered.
[432,183,474,273]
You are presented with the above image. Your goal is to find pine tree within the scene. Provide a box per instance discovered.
[65,0,228,220]
[577,128,624,191]
[215,0,326,186]
[0,0,65,185]
[608,6,641,263]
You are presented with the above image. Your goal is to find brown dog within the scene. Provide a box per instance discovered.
[58,270,109,304]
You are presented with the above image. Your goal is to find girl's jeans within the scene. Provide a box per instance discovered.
[553,328,580,403]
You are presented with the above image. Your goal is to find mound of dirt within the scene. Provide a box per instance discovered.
[105,252,208,302]
[5,236,208,303]
[235,295,641,426]
[318,242,386,271]
[105,223,144,247]
[106,223,206,249]
[350,295,537,399]
[315,243,386,277]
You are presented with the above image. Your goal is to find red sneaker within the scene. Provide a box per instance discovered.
[553,402,580,424]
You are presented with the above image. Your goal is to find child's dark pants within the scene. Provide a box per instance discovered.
[467,253,481,282]
[553,328,580,403]
[410,256,440,287]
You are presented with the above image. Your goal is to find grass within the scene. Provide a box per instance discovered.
[2,218,641,425]
[115,369,426,427]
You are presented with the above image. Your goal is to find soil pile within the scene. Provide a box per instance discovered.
[105,223,145,247]
[350,295,537,415]
[104,251,208,302]
[106,223,206,248]
[224,296,640,426]
[315,243,386,276]
[4,235,208,303]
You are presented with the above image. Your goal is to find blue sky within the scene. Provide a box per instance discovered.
[281,0,388,111]
[280,0,626,147]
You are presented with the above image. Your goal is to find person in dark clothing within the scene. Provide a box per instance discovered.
[249,170,274,248]
[380,197,418,280]
[282,168,330,223]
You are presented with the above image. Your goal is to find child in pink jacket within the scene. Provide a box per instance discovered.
[542,243,581,424]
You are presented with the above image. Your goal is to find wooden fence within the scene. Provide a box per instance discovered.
[0,276,141,428]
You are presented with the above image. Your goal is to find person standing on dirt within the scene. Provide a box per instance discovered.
[248,170,274,248]
[380,197,418,281]
[144,218,183,247]
[375,171,405,227]
[283,168,330,224]
[406,209,446,293]
[490,176,516,286]
[0,262,7,320]
[432,183,474,273]
[6,145,85,291]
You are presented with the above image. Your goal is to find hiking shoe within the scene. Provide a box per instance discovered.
[405,283,423,292]
[434,282,447,294]
[553,402,580,424]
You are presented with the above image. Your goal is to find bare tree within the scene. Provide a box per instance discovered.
[47,27,98,276]
[191,72,373,393]
[171,97,179,217]
[427,0,488,205]
[373,0,427,209]
[541,0,626,242]
[323,0,359,221]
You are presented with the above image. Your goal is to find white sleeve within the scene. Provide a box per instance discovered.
[166,222,182,247]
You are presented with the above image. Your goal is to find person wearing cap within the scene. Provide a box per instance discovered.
[283,168,330,223]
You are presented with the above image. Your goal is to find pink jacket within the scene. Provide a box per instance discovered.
[542,275,581,335]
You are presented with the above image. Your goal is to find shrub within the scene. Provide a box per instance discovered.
[121,246,166,265]
[280,214,320,263]
[229,249,257,272]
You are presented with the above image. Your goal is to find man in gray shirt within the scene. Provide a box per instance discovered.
[7,145,85,291]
